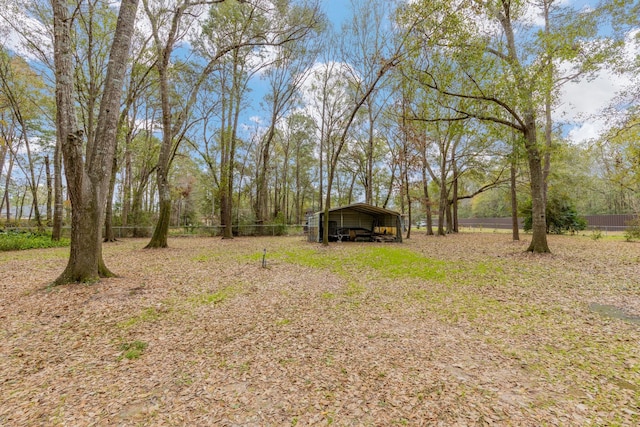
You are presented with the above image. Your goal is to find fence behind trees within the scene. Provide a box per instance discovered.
[458,214,636,232]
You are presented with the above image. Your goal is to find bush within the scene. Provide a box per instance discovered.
[590,228,604,240]
[0,230,70,251]
[521,194,587,234]
[624,217,640,242]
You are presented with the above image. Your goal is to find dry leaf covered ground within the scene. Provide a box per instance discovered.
[1,232,639,426]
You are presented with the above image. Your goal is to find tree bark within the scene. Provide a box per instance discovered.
[52,130,64,240]
[500,4,549,253]
[510,144,520,241]
[53,0,139,285]
[103,155,118,242]
[45,155,52,225]
[2,155,13,222]
[523,121,550,253]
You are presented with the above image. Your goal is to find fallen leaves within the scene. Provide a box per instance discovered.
[1,233,639,425]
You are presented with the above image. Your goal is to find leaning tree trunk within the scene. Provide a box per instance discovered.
[53,0,139,285]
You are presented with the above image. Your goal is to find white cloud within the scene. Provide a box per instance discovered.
[0,5,51,61]
[566,120,605,142]
[556,27,639,143]
[557,71,630,121]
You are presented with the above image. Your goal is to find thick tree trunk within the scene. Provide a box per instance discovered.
[147,194,171,247]
[510,148,520,241]
[146,174,171,247]
[498,4,549,253]
[55,132,115,284]
[524,123,550,253]
[53,0,139,284]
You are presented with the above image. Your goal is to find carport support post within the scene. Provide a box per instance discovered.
[322,204,330,245]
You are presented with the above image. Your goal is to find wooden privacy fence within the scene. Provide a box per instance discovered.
[458,214,636,232]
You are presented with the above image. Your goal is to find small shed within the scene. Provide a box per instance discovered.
[307,203,403,243]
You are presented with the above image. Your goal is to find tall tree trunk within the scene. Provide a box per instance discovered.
[45,155,52,225]
[0,144,7,218]
[103,155,118,242]
[19,187,26,221]
[16,123,42,229]
[523,120,550,253]
[255,110,278,224]
[452,163,459,233]
[420,146,434,235]
[52,133,64,240]
[122,150,131,226]
[542,0,553,206]
[404,154,412,239]
[500,5,549,253]
[53,0,139,285]
[147,169,171,247]
[510,149,520,241]
[2,155,13,222]
[365,107,374,204]
[438,150,447,236]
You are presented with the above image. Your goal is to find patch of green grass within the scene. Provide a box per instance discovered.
[280,246,449,282]
[0,230,70,251]
[191,253,215,262]
[355,246,448,281]
[471,261,503,276]
[281,248,340,270]
[119,340,148,360]
[118,307,164,329]
[117,285,242,331]
[189,284,242,306]
[344,281,365,297]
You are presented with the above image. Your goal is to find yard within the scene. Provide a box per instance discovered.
[1,232,639,425]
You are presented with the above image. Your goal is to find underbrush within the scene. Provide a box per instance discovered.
[0,230,70,251]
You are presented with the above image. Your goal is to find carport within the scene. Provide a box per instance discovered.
[307,203,403,243]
